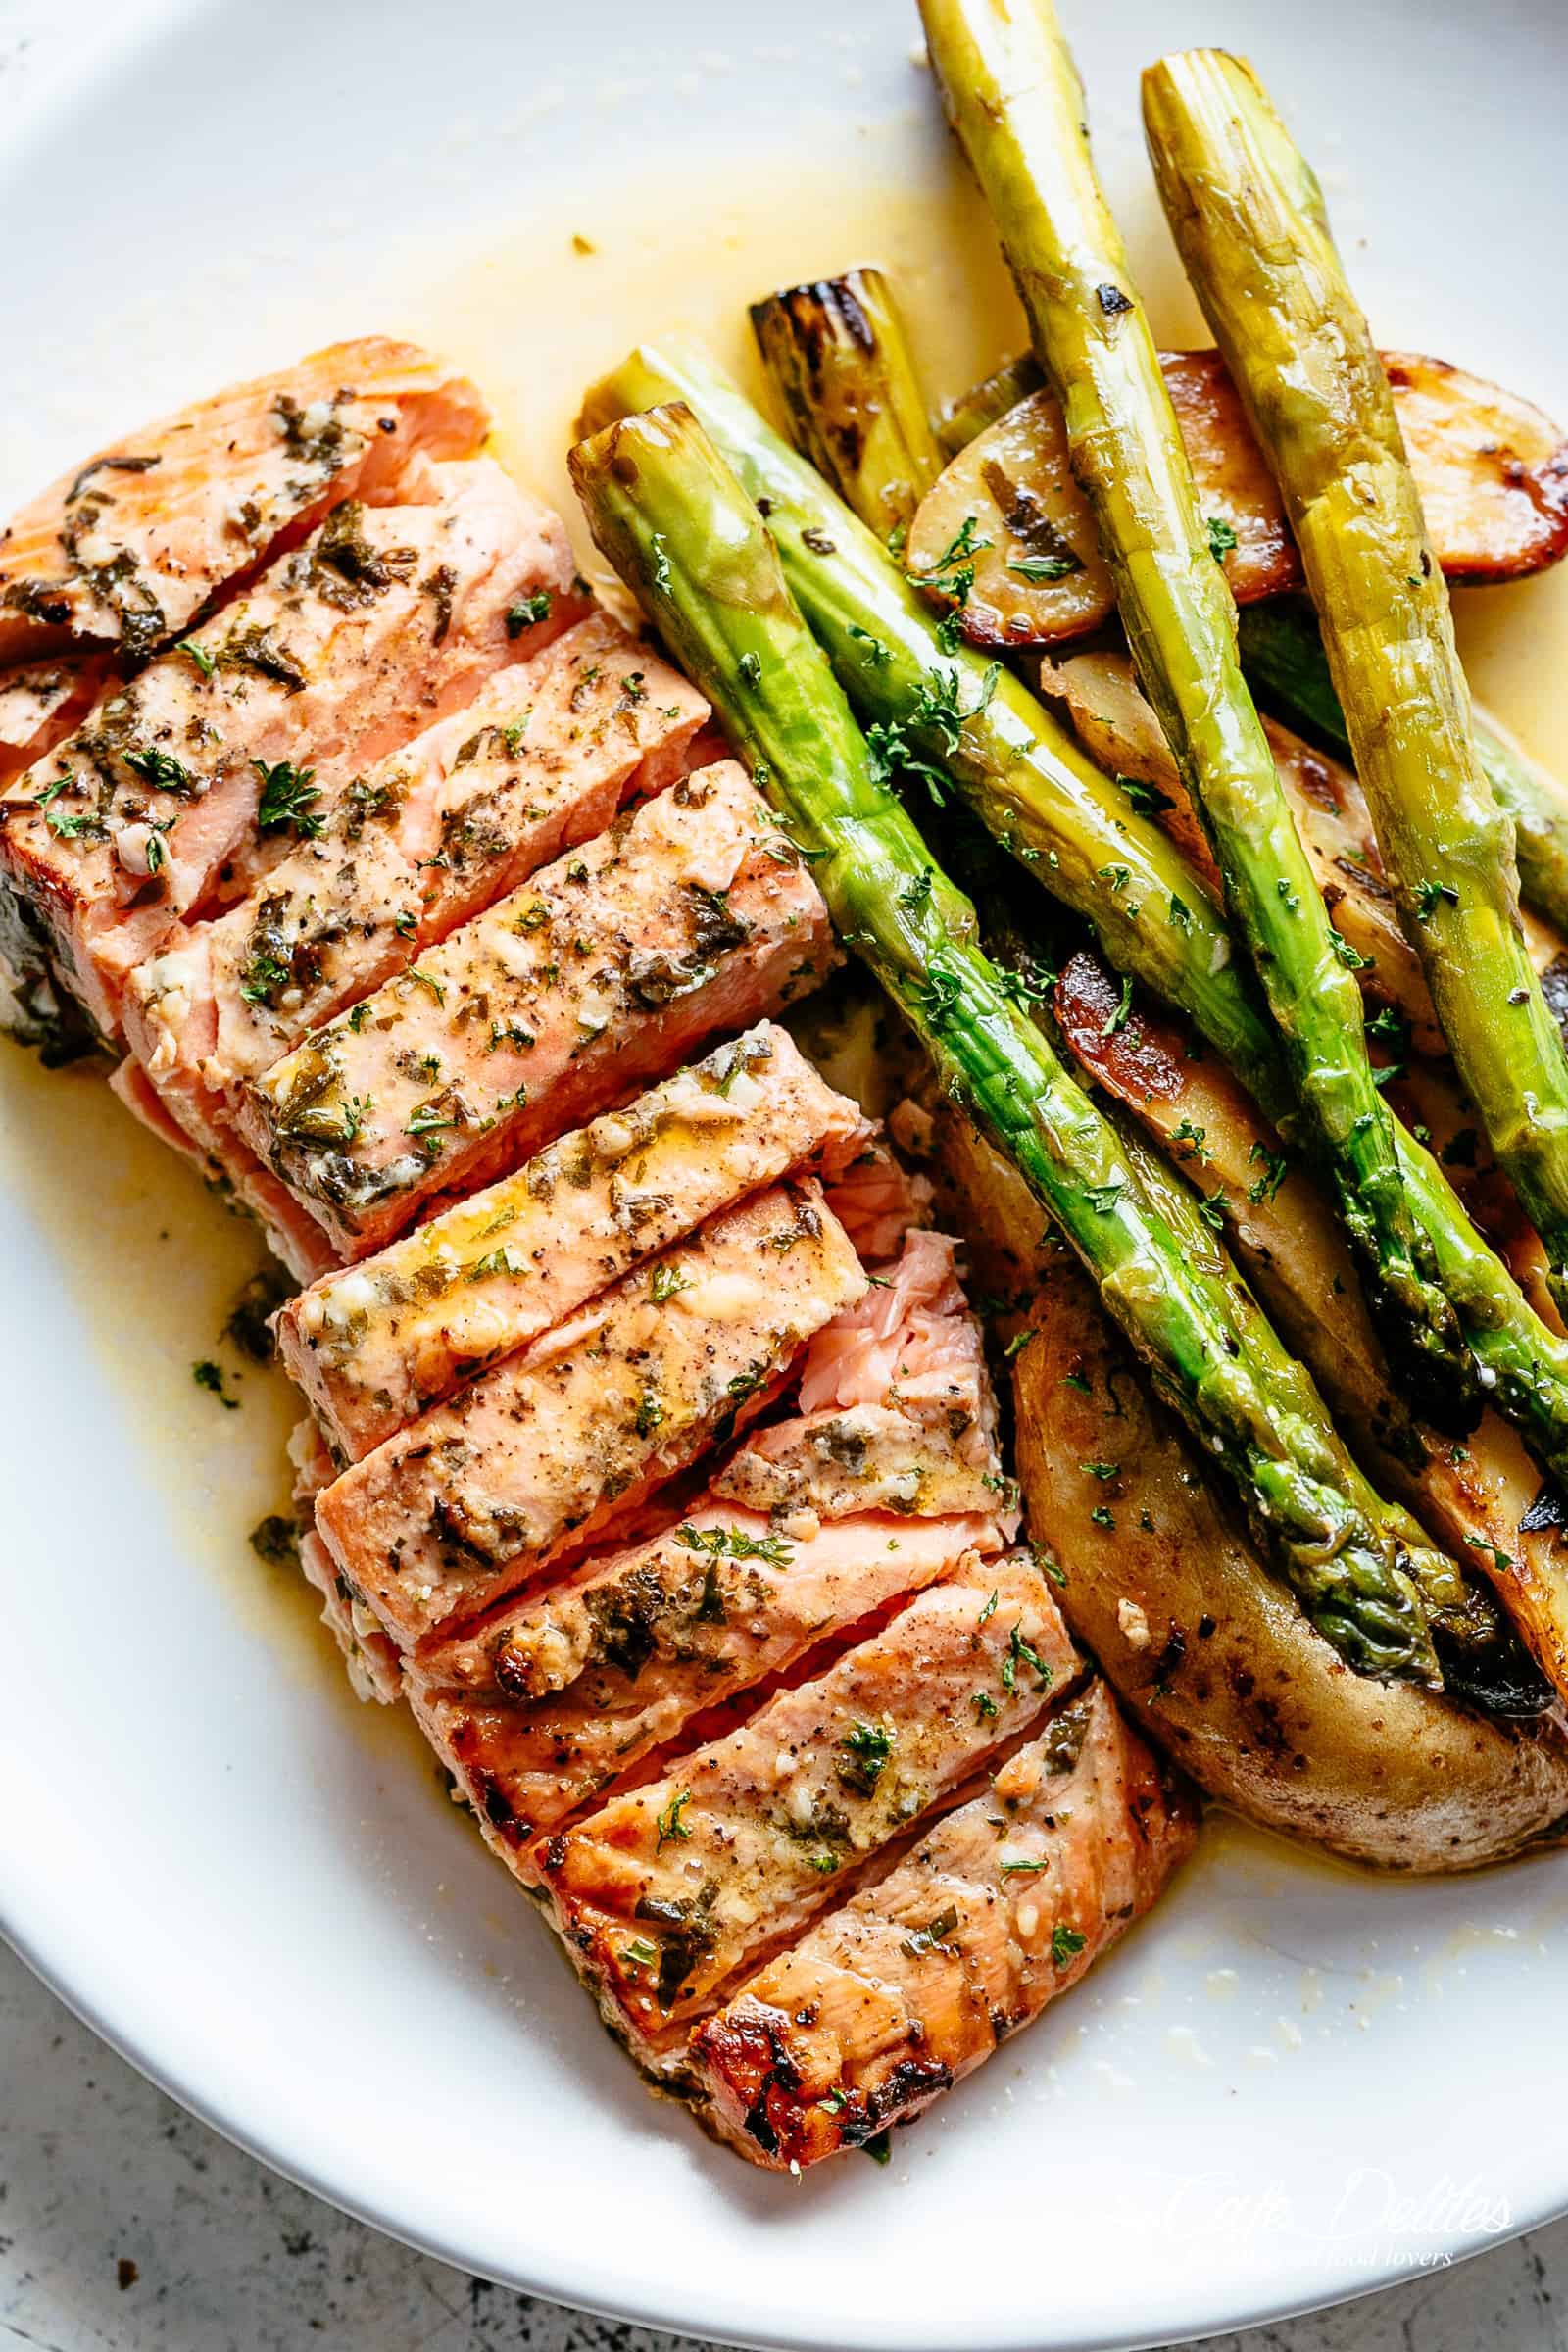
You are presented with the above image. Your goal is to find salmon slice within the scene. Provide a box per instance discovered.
[715,1227,1013,1526]
[122,612,709,1140]
[276,1024,860,1461]
[0,337,489,664]
[821,1131,934,1264]
[532,1549,1081,2065]
[314,1178,866,1650]
[240,761,838,1259]
[1,459,574,1040]
[407,1503,1008,1853]
[299,1528,403,1705]
[690,1680,1196,2167]
[109,1058,337,1282]
[0,656,110,792]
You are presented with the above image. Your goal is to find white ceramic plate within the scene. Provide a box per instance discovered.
[4,3,1568,2346]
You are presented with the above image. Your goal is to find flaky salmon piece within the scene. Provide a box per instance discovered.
[407,1504,1008,1852]
[0,337,489,664]
[1,460,573,1040]
[122,612,707,1141]
[276,1025,860,1460]
[690,1680,1196,2168]
[715,1227,1014,1526]
[109,1058,337,1282]
[314,1179,865,1651]
[532,1549,1081,2069]
[299,1528,404,1705]
[0,656,110,793]
[240,761,838,1258]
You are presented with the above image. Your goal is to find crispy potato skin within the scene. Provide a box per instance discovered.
[928,1105,1568,1873]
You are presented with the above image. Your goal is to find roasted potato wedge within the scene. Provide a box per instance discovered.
[925,1103,1568,1871]
[908,351,1568,650]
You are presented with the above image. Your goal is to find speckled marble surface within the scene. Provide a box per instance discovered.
[2,5,1565,2348]
[1,1936,1564,2351]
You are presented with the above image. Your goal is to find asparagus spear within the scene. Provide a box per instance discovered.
[569,398,1458,1682]
[1142,48,1568,1323]
[1240,601,1568,943]
[580,339,1287,1122]
[582,341,1568,1498]
[750,269,945,544]
[918,0,1467,1412]
[937,352,1043,456]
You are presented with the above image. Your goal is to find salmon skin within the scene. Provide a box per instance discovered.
[690,1680,1196,2167]
[715,1226,1014,1526]
[121,612,707,1142]
[109,1057,337,1283]
[240,760,839,1259]
[1,459,573,1040]
[407,1504,1008,1855]
[313,1178,866,1651]
[532,1548,1081,2066]
[276,1024,860,1461]
[0,337,488,664]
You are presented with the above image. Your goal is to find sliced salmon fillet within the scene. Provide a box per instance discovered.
[407,1504,1008,1853]
[532,1549,1081,2066]
[1,460,574,1040]
[0,337,489,663]
[314,1178,865,1650]
[299,1528,403,1705]
[715,1227,1013,1526]
[690,1680,1196,2167]
[821,1131,935,1263]
[109,1058,337,1282]
[0,656,110,792]
[240,761,838,1259]
[277,1024,859,1461]
[122,612,708,1140]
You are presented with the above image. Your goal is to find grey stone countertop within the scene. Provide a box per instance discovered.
[2,4,1565,2349]
[3,1939,1567,2351]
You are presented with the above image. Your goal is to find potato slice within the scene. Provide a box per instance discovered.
[921,1103,1568,1871]
[1053,947,1568,1705]
[908,350,1568,650]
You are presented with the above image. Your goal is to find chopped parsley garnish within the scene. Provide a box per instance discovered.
[193,1358,238,1409]
[634,1389,665,1439]
[1002,1622,1054,1693]
[253,756,321,838]
[1247,1142,1289,1204]
[655,1789,692,1849]
[1006,549,1082,582]
[1206,514,1239,563]
[1414,878,1460,922]
[177,638,216,679]
[1052,1923,1088,1966]
[836,1720,894,1795]
[649,1261,691,1304]
[122,744,192,794]
[505,590,553,637]
[1101,974,1134,1038]
[900,1906,959,1958]
[673,1524,793,1567]
[1171,1118,1208,1162]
